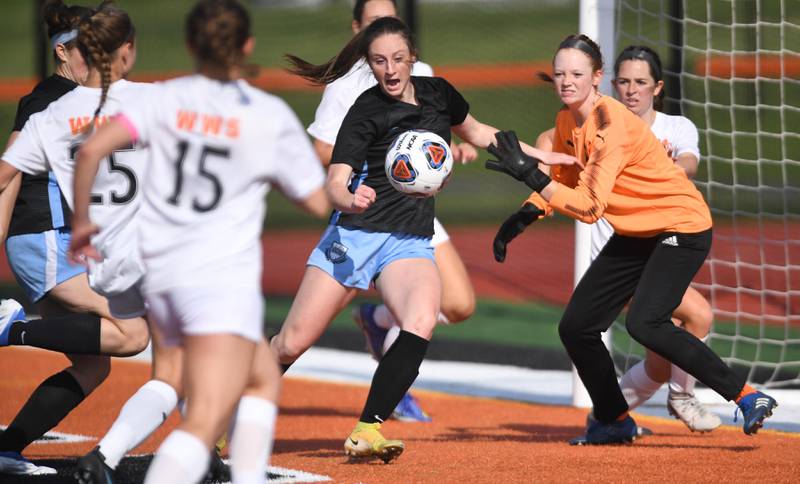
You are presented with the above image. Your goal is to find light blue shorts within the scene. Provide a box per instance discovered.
[5,228,87,302]
[307,225,434,290]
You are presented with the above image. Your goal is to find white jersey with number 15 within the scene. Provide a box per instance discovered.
[120,74,325,294]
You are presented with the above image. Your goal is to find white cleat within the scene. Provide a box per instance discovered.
[667,392,722,432]
[0,452,57,475]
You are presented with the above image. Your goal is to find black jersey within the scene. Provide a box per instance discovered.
[330,76,469,236]
[7,75,76,237]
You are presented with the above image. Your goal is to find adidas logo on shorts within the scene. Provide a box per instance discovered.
[661,235,679,247]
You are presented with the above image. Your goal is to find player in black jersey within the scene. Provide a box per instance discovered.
[273,16,577,462]
[0,1,149,476]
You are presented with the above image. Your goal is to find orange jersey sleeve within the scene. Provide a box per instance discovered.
[525,118,581,214]
[546,97,712,237]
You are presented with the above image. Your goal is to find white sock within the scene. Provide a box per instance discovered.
[382,325,401,355]
[372,304,396,330]
[668,365,696,396]
[436,312,450,325]
[669,335,709,396]
[99,380,178,469]
[229,396,277,484]
[620,361,663,410]
[144,430,209,484]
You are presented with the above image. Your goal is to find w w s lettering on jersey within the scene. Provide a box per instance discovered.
[117,74,325,294]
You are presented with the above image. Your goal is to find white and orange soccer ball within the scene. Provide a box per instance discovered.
[384,130,453,198]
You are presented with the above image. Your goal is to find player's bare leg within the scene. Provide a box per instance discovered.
[355,238,473,422]
[47,274,150,356]
[666,286,720,431]
[145,334,255,484]
[435,239,475,324]
[343,258,440,462]
[271,266,357,367]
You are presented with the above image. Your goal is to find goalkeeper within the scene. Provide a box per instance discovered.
[507,45,721,434]
[486,34,777,445]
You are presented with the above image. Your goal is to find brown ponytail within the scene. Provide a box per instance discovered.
[186,0,251,77]
[286,16,416,86]
[42,0,91,63]
[77,1,135,119]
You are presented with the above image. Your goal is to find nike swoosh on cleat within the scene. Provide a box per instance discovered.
[349,438,359,445]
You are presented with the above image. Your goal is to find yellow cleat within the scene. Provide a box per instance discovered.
[343,422,404,463]
[215,434,227,454]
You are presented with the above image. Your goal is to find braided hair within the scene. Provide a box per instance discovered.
[77,1,135,119]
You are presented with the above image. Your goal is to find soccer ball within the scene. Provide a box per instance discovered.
[385,130,453,198]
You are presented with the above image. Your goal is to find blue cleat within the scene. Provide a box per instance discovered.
[392,392,432,423]
[0,299,26,346]
[586,410,652,437]
[735,391,778,435]
[352,303,388,360]
[0,451,56,475]
[570,414,638,445]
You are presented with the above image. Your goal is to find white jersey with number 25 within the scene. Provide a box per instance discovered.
[2,79,151,295]
[119,74,325,294]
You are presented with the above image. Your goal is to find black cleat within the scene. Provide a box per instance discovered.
[204,448,229,483]
[74,447,115,484]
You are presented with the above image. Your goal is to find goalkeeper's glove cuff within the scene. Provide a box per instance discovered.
[522,168,552,192]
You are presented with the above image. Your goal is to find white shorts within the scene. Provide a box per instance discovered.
[145,285,264,346]
[590,217,615,261]
[88,239,145,298]
[431,217,450,247]
[107,279,146,319]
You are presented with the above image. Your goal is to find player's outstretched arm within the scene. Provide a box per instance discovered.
[453,116,578,167]
[485,130,553,193]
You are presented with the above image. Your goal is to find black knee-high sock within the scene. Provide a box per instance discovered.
[0,370,86,452]
[360,330,428,423]
[7,313,101,354]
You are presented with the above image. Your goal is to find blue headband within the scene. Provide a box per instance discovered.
[51,29,78,49]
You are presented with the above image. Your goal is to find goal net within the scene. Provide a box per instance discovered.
[611,0,800,388]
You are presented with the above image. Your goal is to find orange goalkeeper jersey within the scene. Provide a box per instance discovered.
[526,96,712,237]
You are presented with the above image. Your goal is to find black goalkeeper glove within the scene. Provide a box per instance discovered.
[493,203,545,263]
[485,130,552,192]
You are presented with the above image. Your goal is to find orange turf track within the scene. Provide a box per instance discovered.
[2,347,799,483]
